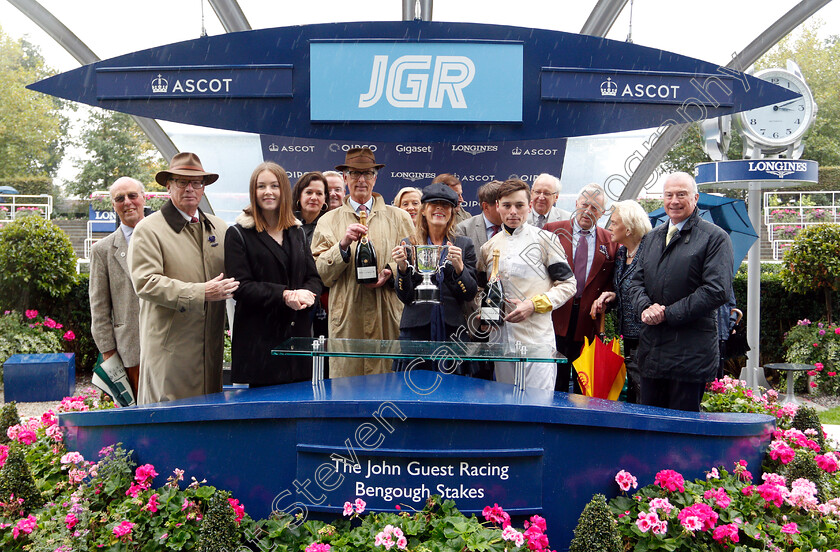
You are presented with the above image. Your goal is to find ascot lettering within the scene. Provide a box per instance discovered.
[621,83,680,100]
[171,78,233,94]
[359,55,475,109]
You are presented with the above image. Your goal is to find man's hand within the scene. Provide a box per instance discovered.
[284,289,317,310]
[340,223,369,250]
[205,273,239,302]
[103,349,117,361]
[505,298,535,324]
[363,268,393,289]
[641,303,666,325]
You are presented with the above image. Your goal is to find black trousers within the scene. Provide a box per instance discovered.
[640,377,707,412]
[554,301,583,394]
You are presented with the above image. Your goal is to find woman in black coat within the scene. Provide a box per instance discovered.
[390,183,478,375]
[225,162,322,386]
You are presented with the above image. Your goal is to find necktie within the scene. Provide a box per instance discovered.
[666,225,678,246]
[574,230,589,298]
[537,214,546,229]
[190,216,198,223]
[358,204,367,216]
[490,224,501,237]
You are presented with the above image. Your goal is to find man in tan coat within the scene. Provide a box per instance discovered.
[89,177,146,396]
[311,148,414,377]
[128,153,239,404]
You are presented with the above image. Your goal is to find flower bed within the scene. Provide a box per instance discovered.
[2,378,840,551]
[784,319,840,395]
[774,224,803,240]
[770,208,800,223]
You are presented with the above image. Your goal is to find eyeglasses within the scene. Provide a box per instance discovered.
[113,192,141,203]
[171,178,206,189]
[532,191,558,197]
[345,170,377,181]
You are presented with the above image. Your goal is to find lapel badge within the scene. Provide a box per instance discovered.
[599,244,609,258]
[209,235,218,247]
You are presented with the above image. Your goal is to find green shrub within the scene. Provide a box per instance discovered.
[793,405,827,451]
[44,274,97,372]
[0,217,77,312]
[0,311,65,380]
[0,444,43,515]
[784,453,826,502]
[780,224,840,325]
[783,320,840,395]
[197,490,241,552]
[0,403,20,445]
[568,493,621,552]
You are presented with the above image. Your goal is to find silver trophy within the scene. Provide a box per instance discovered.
[404,244,449,303]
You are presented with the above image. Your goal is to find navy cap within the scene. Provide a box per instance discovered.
[421,183,459,207]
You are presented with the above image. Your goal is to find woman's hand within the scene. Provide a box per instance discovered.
[446,245,463,275]
[589,291,616,318]
[392,245,409,273]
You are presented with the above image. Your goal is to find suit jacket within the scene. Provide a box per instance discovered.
[528,205,571,227]
[129,200,227,404]
[89,228,141,367]
[226,212,322,385]
[455,214,491,251]
[542,220,618,341]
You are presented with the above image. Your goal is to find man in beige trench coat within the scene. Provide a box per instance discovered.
[128,153,239,404]
[311,148,414,377]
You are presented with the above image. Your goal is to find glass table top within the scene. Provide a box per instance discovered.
[272,337,567,364]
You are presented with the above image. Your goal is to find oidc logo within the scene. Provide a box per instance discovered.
[359,55,475,109]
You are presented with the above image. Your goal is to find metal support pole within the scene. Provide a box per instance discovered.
[740,182,771,389]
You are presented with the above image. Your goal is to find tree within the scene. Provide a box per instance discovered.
[757,21,840,167]
[780,223,840,324]
[68,109,167,198]
[0,25,70,179]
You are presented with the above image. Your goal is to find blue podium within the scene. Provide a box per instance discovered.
[59,346,774,550]
[3,353,75,403]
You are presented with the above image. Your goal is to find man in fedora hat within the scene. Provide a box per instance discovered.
[311,147,414,377]
[128,152,238,404]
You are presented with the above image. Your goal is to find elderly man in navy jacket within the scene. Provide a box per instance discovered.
[628,172,734,412]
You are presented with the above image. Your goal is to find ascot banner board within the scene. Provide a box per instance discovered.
[695,159,819,188]
[29,21,799,142]
[261,136,566,213]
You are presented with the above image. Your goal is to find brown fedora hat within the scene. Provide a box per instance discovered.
[155,152,220,186]
[334,147,385,171]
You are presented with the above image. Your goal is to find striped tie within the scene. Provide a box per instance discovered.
[666,225,678,246]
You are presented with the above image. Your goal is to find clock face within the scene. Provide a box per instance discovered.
[738,69,815,148]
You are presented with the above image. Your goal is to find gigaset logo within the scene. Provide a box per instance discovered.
[358,55,475,109]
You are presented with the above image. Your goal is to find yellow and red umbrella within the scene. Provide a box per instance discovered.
[573,335,626,400]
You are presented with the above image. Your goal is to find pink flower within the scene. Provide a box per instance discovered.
[482,503,511,528]
[354,498,366,514]
[125,483,145,498]
[60,451,84,465]
[12,515,37,539]
[635,513,653,533]
[113,520,135,538]
[305,544,331,552]
[678,503,717,532]
[99,445,114,457]
[780,522,799,534]
[817,453,840,473]
[43,317,57,329]
[706,468,719,480]
[654,469,685,492]
[62,330,76,341]
[830,372,838,377]
[681,515,702,532]
[649,498,673,515]
[502,526,525,547]
[652,520,668,535]
[768,440,796,464]
[0,444,8,468]
[15,429,37,445]
[343,501,354,516]
[807,370,817,376]
[145,493,160,513]
[65,513,78,530]
[228,497,245,524]
[615,469,638,491]
[712,523,739,543]
[24,309,38,319]
[835,328,840,335]
[815,362,824,370]
[374,525,407,550]
[135,464,158,485]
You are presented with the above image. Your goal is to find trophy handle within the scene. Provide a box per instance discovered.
[402,243,417,273]
[438,245,451,273]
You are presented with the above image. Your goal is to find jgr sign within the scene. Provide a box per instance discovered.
[310,42,523,122]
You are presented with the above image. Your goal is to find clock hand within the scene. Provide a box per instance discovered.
[776,99,800,108]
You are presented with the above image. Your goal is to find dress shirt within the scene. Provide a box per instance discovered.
[571,220,596,279]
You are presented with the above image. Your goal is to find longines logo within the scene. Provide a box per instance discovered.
[511,147,559,156]
[358,55,475,109]
[268,144,315,153]
[451,144,498,156]
[395,145,433,155]
[329,143,378,153]
[150,74,232,94]
[748,160,807,179]
[391,171,436,182]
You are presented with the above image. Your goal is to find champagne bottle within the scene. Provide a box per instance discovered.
[355,210,378,284]
[480,249,505,325]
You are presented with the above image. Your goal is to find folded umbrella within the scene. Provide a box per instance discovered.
[573,336,626,400]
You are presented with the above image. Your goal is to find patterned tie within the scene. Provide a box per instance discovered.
[490,224,501,237]
[666,225,678,246]
[358,204,367,216]
[574,230,589,298]
[190,216,198,223]
[537,214,546,229]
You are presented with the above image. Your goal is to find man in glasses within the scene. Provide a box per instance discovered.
[129,152,238,404]
[311,147,414,378]
[528,173,570,229]
[89,177,147,400]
